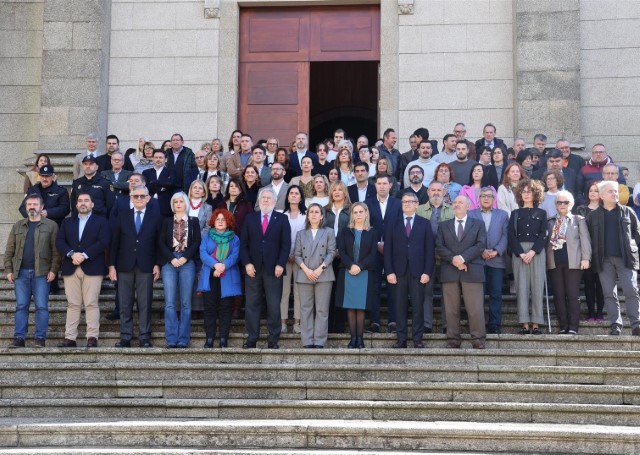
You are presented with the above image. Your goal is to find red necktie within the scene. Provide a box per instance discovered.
[262,214,268,235]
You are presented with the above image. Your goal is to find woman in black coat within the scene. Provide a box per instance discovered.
[335,202,379,348]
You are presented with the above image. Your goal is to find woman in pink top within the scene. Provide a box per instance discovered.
[459,163,497,210]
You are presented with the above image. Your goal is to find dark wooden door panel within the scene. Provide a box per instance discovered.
[238,62,309,142]
[310,6,380,61]
[240,9,309,63]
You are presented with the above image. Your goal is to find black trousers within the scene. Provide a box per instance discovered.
[550,264,582,332]
[393,271,425,342]
[203,273,232,340]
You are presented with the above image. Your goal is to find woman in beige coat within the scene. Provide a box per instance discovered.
[547,190,592,334]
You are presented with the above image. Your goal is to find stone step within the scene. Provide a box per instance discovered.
[0,419,639,453]
[0,449,533,455]
[1,378,639,405]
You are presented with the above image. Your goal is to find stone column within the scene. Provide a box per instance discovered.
[38,0,111,181]
[515,0,581,144]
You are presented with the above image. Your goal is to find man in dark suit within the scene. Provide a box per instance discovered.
[70,155,115,219]
[436,195,488,349]
[474,123,506,152]
[143,149,178,217]
[365,173,403,333]
[165,133,195,192]
[101,151,133,200]
[468,188,509,334]
[288,132,317,177]
[55,192,110,348]
[532,149,585,206]
[241,187,291,349]
[348,162,375,203]
[95,134,120,172]
[384,192,435,348]
[109,185,162,348]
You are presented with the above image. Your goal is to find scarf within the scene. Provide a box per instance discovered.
[173,217,188,252]
[550,216,569,250]
[209,229,235,262]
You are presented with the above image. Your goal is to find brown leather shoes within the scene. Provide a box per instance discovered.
[446,341,461,349]
[86,337,98,348]
[57,338,77,348]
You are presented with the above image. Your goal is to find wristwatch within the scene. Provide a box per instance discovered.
[321,264,327,270]
[67,250,75,258]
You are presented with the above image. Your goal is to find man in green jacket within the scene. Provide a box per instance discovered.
[4,194,60,348]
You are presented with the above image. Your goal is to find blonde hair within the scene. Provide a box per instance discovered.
[188,179,209,201]
[348,202,371,230]
[326,181,352,210]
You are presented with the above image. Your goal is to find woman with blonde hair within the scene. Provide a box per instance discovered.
[306,174,330,208]
[335,140,356,186]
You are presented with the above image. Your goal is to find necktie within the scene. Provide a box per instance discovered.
[135,211,142,234]
[430,207,439,235]
[262,214,268,235]
[405,216,412,237]
[457,220,464,241]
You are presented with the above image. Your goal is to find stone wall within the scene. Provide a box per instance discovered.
[108,0,220,153]
[580,0,640,176]
[397,0,515,151]
[0,1,44,245]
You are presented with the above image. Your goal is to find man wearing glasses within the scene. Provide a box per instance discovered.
[101,151,133,200]
[581,143,626,195]
[184,149,209,190]
[265,137,279,165]
[109,185,162,347]
[469,188,509,334]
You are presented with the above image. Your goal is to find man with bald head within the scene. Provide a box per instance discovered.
[436,195,487,349]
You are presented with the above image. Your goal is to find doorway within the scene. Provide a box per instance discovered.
[309,61,378,149]
[238,6,380,144]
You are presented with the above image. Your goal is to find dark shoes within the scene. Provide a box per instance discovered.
[347,337,357,349]
[139,340,153,348]
[86,337,98,348]
[632,327,640,337]
[167,343,178,349]
[387,322,397,334]
[413,340,424,349]
[610,325,622,336]
[115,339,131,348]
[487,327,501,335]
[365,323,380,333]
[392,340,407,349]
[242,341,257,349]
[204,339,214,348]
[531,327,543,335]
[9,337,25,348]
[267,342,280,349]
[472,341,486,350]
[34,338,45,348]
[303,344,315,348]
[57,338,77,348]
[219,338,228,348]
[424,327,433,334]
[446,341,461,349]
[176,343,188,349]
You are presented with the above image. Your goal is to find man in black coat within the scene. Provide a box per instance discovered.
[474,123,506,152]
[142,149,178,217]
[70,156,115,219]
[19,165,70,226]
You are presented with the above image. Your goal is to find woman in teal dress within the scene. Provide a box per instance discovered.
[335,202,379,348]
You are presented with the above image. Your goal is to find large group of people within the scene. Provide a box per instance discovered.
[6,124,640,350]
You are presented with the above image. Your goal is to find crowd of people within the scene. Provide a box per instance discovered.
[5,124,640,350]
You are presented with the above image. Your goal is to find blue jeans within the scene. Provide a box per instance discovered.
[484,266,504,329]
[161,258,196,345]
[14,269,50,340]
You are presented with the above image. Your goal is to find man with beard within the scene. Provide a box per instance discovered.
[402,165,429,204]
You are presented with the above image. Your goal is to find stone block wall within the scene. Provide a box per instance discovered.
[108,0,220,153]
[0,1,44,246]
[397,0,515,151]
[580,0,640,177]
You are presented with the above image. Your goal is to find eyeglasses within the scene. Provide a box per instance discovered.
[479,194,494,199]
[401,200,418,204]
[267,142,277,146]
[409,171,423,176]
[131,194,147,199]
[556,201,570,205]
[195,156,206,159]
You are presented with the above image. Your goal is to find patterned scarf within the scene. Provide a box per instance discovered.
[173,217,187,252]
[550,216,569,250]
[209,229,235,262]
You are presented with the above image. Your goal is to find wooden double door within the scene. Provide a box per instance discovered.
[238,5,380,143]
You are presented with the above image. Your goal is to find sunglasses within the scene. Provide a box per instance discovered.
[131,194,147,200]
[556,201,570,205]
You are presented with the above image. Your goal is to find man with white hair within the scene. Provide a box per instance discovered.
[586,180,640,336]
[73,133,102,179]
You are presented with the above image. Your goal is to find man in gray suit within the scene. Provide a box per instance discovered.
[436,195,487,349]
[255,162,289,212]
[469,187,509,334]
[101,151,133,200]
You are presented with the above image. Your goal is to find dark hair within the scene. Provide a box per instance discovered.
[242,164,262,188]
[443,133,456,143]
[106,134,119,144]
[383,128,395,138]
[24,193,44,205]
[129,172,146,184]
[533,133,547,143]
[516,149,534,165]
[375,173,391,183]
[284,185,306,214]
[227,129,243,150]
[546,149,563,160]
[33,153,51,170]
[275,147,290,167]
[408,164,424,175]
[354,162,369,172]
[483,123,496,133]
[478,146,492,157]
[413,127,429,140]
[467,163,484,186]
[224,177,247,201]
[171,133,184,141]
[152,149,165,157]
[455,140,468,149]
[305,203,325,229]
[75,191,93,201]
[501,162,525,187]
[208,208,235,230]
[160,140,171,151]
[542,169,564,190]
[251,144,266,154]
[514,178,544,207]
[241,133,253,141]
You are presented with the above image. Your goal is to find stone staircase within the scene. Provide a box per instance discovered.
[1,270,640,454]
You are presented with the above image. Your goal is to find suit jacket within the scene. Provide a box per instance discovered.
[546,214,591,270]
[56,214,110,277]
[474,137,506,153]
[384,214,435,278]
[294,227,337,283]
[192,202,213,234]
[366,196,402,242]
[142,167,178,217]
[436,217,487,283]
[240,210,291,275]
[96,153,113,172]
[254,182,289,212]
[109,204,162,273]
[468,208,509,269]
[288,150,318,177]
[109,196,160,229]
[166,146,195,192]
[157,216,201,265]
[101,169,133,197]
[348,183,375,203]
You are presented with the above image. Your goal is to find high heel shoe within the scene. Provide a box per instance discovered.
[347,336,357,349]
[219,338,227,348]
[204,338,214,348]
[356,336,365,348]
